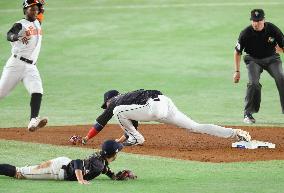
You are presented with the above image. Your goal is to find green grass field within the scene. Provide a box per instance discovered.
[0,0,284,127]
[1,1,284,193]
[1,140,284,193]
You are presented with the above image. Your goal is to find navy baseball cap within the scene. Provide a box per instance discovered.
[101,90,119,109]
[250,9,265,21]
[101,140,123,156]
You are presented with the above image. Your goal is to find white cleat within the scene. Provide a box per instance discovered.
[234,129,251,142]
[28,117,48,132]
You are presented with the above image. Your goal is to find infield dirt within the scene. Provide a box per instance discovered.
[0,124,283,162]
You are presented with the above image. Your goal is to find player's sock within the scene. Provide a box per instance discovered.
[131,120,138,130]
[0,164,16,177]
[30,93,42,119]
[87,127,99,139]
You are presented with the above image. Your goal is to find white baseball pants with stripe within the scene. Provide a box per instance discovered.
[0,55,43,99]
[16,157,71,180]
[113,95,236,144]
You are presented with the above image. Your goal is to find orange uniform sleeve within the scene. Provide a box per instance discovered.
[37,13,44,23]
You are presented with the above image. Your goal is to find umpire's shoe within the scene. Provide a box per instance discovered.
[243,113,256,124]
[28,117,48,132]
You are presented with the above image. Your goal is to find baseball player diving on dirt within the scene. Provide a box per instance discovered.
[0,140,137,184]
[79,89,252,146]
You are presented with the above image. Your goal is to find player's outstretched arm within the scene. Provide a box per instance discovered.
[75,169,90,185]
[82,123,104,145]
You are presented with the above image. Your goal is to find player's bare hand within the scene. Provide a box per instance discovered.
[233,71,240,83]
[78,180,91,185]
[275,44,284,53]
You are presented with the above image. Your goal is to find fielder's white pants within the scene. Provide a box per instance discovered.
[0,55,43,99]
[16,157,71,180]
[113,95,235,143]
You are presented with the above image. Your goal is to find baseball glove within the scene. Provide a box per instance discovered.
[69,135,82,145]
[115,170,137,180]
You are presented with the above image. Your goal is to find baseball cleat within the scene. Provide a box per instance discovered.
[234,129,251,142]
[28,117,48,132]
[122,137,144,147]
[122,140,143,146]
[243,113,256,124]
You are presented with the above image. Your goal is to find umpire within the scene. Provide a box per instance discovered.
[233,9,284,124]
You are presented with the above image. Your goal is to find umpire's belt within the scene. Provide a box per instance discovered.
[14,54,33,64]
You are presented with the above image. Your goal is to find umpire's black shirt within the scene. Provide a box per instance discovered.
[235,22,284,59]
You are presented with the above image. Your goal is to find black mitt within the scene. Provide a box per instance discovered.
[115,170,137,180]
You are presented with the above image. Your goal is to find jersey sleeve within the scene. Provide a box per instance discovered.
[102,165,115,179]
[96,103,115,127]
[83,156,105,181]
[73,159,83,170]
[7,23,22,42]
[235,31,246,54]
[273,24,284,48]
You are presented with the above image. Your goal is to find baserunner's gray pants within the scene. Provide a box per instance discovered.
[243,54,284,114]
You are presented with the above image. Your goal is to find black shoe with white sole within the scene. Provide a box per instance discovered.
[243,113,256,124]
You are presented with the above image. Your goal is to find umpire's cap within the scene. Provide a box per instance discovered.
[101,140,123,156]
[101,90,119,109]
[250,9,265,21]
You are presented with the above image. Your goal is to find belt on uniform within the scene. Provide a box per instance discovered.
[13,55,33,64]
[153,97,160,101]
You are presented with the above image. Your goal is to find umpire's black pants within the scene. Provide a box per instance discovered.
[243,54,284,114]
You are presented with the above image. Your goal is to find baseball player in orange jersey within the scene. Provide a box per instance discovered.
[0,0,47,131]
[81,89,251,146]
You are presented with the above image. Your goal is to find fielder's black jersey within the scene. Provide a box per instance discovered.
[235,22,284,59]
[63,153,114,181]
[96,89,163,127]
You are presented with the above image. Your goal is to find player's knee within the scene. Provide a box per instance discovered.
[136,135,145,144]
[140,136,145,143]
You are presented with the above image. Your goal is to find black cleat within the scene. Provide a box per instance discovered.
[243,113,256,124]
